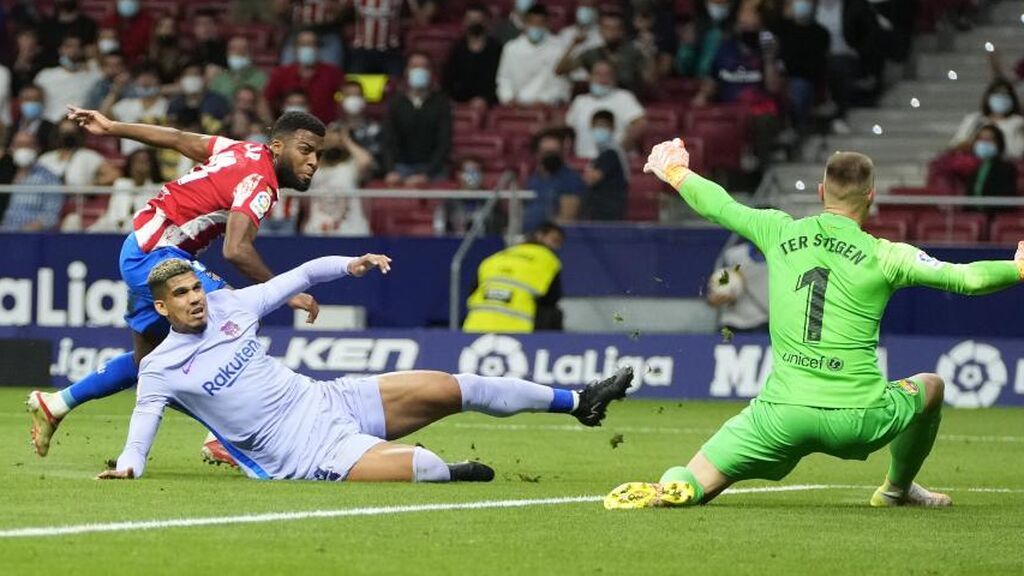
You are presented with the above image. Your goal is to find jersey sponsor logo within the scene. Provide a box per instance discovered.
[231,173,266,207]
[779,351,843,371]
[915,251,943,269]
[201,338,263,396]
[457,334,672,390]
[249,190,273,220]
[935,340,1007,408]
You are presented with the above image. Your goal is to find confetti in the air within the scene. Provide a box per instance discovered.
[947,70,958,80]
[872,124,883,135]
[795,180,806,191]
[910,97,921,108]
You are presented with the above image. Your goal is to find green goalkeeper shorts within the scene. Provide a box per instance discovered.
[701,378,926,482]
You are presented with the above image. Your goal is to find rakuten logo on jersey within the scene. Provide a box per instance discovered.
[0,262,127,327]
[457,334,672,390]
[202,339,262,396]
[282,337,419,373]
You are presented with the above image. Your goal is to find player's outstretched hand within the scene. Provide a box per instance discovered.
[66,105,114,136]
[644,137,692,189]
[288,293,319,324]
[97,467,134,480]
[347,253,392,277]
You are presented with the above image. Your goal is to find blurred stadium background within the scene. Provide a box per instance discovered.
[0,0,1021,407]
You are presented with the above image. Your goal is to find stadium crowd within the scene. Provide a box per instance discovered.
[0,0,1018,239]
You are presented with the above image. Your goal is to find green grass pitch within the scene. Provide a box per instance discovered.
[2,388,1023,575]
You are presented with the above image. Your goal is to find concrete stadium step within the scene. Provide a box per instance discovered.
[846,108,961,136]
[800,134,947,164]
[767,162,926,190]
[915,52,992,83]
[881,80,985,108]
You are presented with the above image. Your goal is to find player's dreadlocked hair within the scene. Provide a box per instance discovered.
[147,259,196,298]
[271,111,327,139]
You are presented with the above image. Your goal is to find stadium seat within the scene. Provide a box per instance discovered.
[487,107,548,133]
[863,215,910,242]
[990,213,1024,245]
[453,106,485,136]
[452,134,505,170]
[628,172,669,221]
[915,212,987,244]
[643,106,682,132]
[685,105,747,172]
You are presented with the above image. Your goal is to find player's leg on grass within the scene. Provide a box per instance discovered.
[376,367,634,439]
[344,442,489,482]
[605,451,734,509]
[871,373,951,507]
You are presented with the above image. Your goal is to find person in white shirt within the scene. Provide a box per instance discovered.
[302,123,373,236]
[103,66,169,155]
[556,0,604,82]
[34,36,102,123]
[0,63,11,127]
[97,255,633,482]
[949,79,1024,159]
[88,148,161,233]
[38,119,120,187]
[496,4,571,106]
[565,60,646,159]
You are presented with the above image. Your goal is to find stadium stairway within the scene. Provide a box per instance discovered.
[771,0,1024,218]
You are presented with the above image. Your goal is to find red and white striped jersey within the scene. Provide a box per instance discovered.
[132,137,279,255]
[352,0,404,51]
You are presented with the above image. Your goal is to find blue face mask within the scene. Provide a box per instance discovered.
[408,67,431,89]
[20,101,43,120]
[526,26,547,44]
[296,46,317,66]
[590,82,612,98]
[707,3,730,22]
[118,0,139,18]
[792,0,814,21]
[515,0,535,13]
[136,85,159,98]
[592,126,613,148]
[973,140,998,160]
[576,6,597,27]
[988,93,1013,116]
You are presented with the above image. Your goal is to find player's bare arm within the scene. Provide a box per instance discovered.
[66,105,213,163]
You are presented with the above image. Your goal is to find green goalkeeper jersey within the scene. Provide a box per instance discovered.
[680,174,1022,408]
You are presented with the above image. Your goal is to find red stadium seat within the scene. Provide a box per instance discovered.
[863,214,910,242]
[915,212,987,244]
[643,106,682,131]
[452,134,505,170]
[628,172,670,222]
[685,105,747,172]
[453,105,484,136]
[487,107,548,133]
[990,213,1024,245]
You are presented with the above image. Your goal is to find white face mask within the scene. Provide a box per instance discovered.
[284,104,309,113]
[227,54,251,71]
[98,38,120,54]
[342,95,366,116]
[12,148,37,167]
[181,75,203,95]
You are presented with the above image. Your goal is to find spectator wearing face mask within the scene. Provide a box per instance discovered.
[565,60,645,159]
[265,29,345,123]
[230,85,274,135]
[558,11,653,93]
[494,0,538,46]
[209,35,269,101]
[41,0,98,67]
[524,129,583,231]
[496,5,571,106]
[35,36,103,123]
[103,0,155,65]
[148,16,187,84]
[281,90,311,114]
[10,29,46,97]
[9,85,56,152]
[950,80,1024,159]
[963,124,1019,215]
[0,131,64,232]
[96,26,121,57]
[632,4,678,81]
[103,66,168,155]
[302,123,374,236]
[190,9,228,70]
[443,3,503,106]
[167,63,231,135]
[443,156,506,234]
[581,110,628,221]
[382,52,452,186]
[338,81,383,171]
[773,0,829,135]
[85,50,131,110]
[557,0,604,82]
[38,119,120,187]
[676,0,733,78]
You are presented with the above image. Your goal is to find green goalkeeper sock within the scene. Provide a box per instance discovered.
[887,409,942,489]
[659,466,705,505]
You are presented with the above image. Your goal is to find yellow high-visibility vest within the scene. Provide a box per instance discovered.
[463,242,561,333]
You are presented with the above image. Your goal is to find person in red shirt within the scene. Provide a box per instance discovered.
[27,104,327,463]
[265,29,344,123]
[102,0,155,65]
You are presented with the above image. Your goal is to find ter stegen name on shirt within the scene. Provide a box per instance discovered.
[779,234,867,266]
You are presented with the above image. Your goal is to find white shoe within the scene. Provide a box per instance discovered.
[870,482,952,507]
[26,391,62,457]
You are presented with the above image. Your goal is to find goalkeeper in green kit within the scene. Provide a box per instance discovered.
[605,139,1024,510]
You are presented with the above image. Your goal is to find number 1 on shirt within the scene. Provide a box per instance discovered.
[796,267,830,342]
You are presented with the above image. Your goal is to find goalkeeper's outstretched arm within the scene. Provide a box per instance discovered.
[644,138,791,250]
[881,240,1024,295]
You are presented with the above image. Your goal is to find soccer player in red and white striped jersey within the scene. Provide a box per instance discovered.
[27,105,326,462]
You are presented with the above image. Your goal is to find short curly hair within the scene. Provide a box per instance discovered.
[271,110,326,139]
[147,259,196,298]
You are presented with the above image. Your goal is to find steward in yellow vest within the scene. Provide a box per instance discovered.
[463,222,565,333]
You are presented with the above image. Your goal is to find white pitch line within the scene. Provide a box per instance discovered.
[12,483,1018,540]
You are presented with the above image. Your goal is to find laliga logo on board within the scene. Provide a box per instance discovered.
[458,334,673,389]
[935,340,1007,408]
